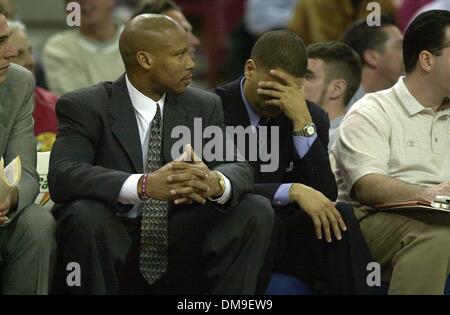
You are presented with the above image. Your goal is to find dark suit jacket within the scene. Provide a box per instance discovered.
[49,75,253,213]
[214,77,337,202]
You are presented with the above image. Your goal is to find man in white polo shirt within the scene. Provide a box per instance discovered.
[43,0,124,95]
[332,10,450,295]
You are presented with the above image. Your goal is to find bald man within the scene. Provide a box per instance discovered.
[49,14,274,295]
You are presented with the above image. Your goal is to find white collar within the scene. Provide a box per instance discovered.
[393,77,427,117]
[125,75,165,124]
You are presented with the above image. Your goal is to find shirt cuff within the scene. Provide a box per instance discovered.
[208,172,232,205]
[272,183,293,207]
[118,174,143,205]
[293,134,318,158]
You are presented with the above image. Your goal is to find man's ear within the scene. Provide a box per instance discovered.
[136,51,152,70]
[418,50,433,73]
[363,49,380,68]
[328,79,347,100]
[244,59,256,79]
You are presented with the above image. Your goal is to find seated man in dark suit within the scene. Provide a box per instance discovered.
[49,14,274,295]
[214,30,374,294]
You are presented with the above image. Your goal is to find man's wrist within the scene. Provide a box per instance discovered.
[137,174,151,201]
[293,121,308,131]
[208,172,232,205]
[293,122,317,137]
[289,183,301,202]
[292,104,313,130]
[293,115,314,131]
[212,171,225,197]
[418,185,436,202]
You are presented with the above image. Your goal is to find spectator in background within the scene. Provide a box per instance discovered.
[226,0,298,81]
[288,0,396,46]
[333,10,450,294]
[42,0,124,95]
[0,0,15,19]
[305,42,361,153]
[244,0,297,36]
[0,5,56,294]
[9,21,59,152]
[134,0,200,58]
[341,16,404,108]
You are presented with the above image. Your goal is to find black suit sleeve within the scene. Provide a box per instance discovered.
[49,96,131,211]
[205,94,254,211]
[289,106,337,200]
[253,105,337,202]
[253,183,281,202]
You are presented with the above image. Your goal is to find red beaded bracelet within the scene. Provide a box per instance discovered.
[140,174,150,200]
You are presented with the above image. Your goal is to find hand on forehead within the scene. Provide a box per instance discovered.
[261,68,303,89]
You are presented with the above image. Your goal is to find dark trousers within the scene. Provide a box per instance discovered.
[52,194,274,295]
[267,202,376,295]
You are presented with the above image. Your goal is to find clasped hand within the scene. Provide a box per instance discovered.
[0,189,18,224]
[144,145,222,205]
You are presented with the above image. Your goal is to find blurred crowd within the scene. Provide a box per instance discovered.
[0,0,447,152]
[1,0,450,296]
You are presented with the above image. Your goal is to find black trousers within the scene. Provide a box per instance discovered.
[266,202,376,295]
[52,194,274,295]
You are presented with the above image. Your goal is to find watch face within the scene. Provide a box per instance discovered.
[306,126,315,135]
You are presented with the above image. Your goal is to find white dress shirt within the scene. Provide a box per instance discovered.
[118,76,231,218]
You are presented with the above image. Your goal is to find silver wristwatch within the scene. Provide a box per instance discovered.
[293,123,316,137]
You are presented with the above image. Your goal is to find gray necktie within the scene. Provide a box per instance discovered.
[140,103,168,285]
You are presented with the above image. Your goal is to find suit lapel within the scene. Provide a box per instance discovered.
[108,75,144,173]
[162,93,191,163]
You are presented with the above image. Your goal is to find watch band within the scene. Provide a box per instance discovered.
[213,171,225,196]
[292,129,305,136]
[293,122,316,137]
